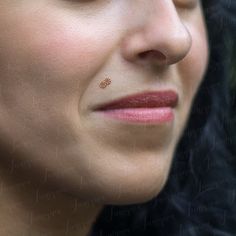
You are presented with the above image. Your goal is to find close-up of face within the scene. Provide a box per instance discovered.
[0,0,209,205]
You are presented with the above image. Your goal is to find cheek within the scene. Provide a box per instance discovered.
[27,15,110,80]
[173,20,209,143]
[179,22,209,100]
[0,7,120,138]
[0,6,121,113]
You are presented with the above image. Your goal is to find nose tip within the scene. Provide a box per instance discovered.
[137,33,192,66]
[121,4,193,67]
[159,27,192,65]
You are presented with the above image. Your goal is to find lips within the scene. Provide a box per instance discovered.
[93,90,178,111]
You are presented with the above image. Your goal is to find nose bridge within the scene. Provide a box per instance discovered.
[122,0,192,66]
[147,1,191,44]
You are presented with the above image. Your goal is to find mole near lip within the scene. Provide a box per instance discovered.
[92,90,179,111]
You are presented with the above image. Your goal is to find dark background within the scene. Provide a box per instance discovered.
[228,25,236,156]
[221,0,236,157]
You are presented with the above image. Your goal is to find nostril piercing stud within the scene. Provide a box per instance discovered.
[99,77,112,89]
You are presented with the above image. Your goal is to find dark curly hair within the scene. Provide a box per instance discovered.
[89,1,236,235]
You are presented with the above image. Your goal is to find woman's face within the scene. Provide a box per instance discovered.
[0,0,208,204]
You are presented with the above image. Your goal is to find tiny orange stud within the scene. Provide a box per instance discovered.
[99,78,111,89]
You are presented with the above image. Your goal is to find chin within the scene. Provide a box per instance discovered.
[57,164,169,206]
[97,150,174,205]
[101,177,167,206]
[90,169,169,206]
[106,183,166,205]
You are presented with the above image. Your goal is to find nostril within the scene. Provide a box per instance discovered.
[139,50,166,62]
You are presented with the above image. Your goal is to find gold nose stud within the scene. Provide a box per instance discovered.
[99,78,111,89]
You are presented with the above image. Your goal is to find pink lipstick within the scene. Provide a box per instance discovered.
[93,90,178,124]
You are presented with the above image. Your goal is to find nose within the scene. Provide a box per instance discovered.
[121,1,192,67]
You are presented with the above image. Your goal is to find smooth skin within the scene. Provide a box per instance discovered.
[0,0,208,235]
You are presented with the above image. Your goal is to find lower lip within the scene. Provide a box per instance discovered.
[95,107,174,124]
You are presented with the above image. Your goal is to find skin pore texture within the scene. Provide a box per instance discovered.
[0,0,208,235]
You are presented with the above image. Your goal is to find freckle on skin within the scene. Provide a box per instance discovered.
[99,78,111,89]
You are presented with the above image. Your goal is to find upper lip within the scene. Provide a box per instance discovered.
[92,90,179,111]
